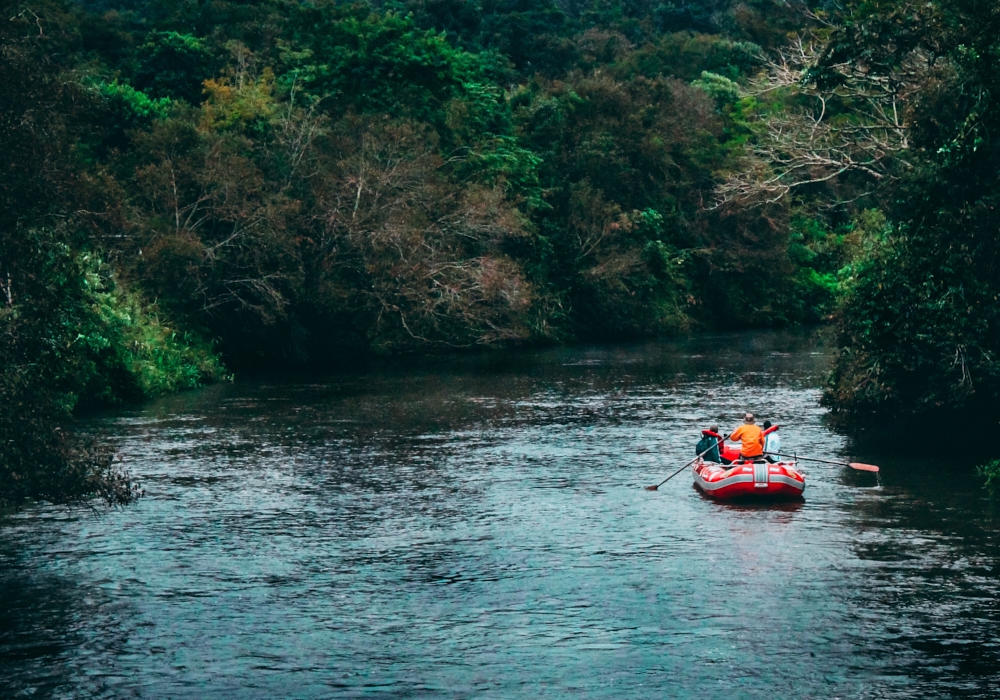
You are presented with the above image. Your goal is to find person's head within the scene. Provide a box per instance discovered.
[762,420,771,430]
[709,424,719,433]
[744,412,755,424]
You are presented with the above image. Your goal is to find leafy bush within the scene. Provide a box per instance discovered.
[692,71,741,106]
[625,33,762,82]
[0,229,223,508]
[97,80,172,125]
[0,231,123,507]
[81,257,228,404]
[977,460,1000,496]
[134,31,215,103]
[281,8,490,131]
[0,372,143,510]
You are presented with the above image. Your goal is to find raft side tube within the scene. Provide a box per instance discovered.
[692,460,805,500]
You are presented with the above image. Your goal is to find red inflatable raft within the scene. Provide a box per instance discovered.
[692,427,804,500]
[693,459,805,500]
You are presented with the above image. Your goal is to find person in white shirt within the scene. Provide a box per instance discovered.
[762,421,782,463]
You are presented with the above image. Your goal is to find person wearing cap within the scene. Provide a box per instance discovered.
[729,412,764,462]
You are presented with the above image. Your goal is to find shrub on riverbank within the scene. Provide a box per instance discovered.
[0,11,137,508]
[0,228,221,507]
[78,257,227,405]
[0,383,141,510]
[977,460,1000,497]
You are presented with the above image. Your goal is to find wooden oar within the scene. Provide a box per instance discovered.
[645,443,718,490]
[767,452,880,473]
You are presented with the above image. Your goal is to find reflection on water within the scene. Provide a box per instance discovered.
[2,331,999,698]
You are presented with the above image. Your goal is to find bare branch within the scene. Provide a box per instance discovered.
[714,37,923,208]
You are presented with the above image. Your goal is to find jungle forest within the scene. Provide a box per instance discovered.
[3,0,1000,506]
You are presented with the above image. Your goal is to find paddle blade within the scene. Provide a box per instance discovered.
[849,462,880,473]
[644,484,659,490]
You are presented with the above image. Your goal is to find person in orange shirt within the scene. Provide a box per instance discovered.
[730,412,765,462]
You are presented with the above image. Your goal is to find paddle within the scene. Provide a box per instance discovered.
[766,452,880,473]
[645,443,719,490]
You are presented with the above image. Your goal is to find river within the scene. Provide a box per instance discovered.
[2,331,999,698]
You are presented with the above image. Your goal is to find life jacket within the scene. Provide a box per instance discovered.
[698,429,725,461]
[696,435,716,456]
[702,429,724,452]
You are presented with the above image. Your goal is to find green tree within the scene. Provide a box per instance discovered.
[822,0,1000,425]
[134,31,214,103]
[0,5,221,508]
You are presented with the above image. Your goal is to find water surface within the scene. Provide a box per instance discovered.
[3,331,999,698]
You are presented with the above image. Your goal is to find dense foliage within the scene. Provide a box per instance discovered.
[3,0,852,360]
[0,6,222,507]
[817,0,1000,426]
